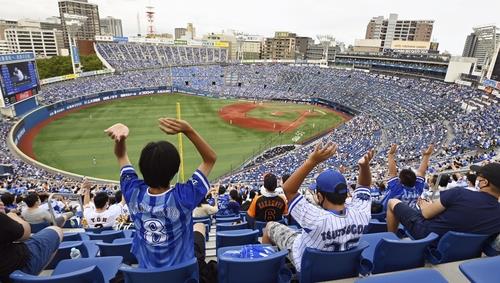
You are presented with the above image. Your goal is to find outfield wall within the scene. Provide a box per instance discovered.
[8,86,171,184]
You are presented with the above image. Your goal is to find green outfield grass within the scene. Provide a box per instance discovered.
[32,93,344,181]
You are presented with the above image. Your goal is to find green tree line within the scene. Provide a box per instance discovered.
[36,54,104,79]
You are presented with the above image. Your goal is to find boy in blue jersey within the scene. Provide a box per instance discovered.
[105,118,216,268]
[381,144,433,210]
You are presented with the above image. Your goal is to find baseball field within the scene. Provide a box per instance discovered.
[29,93,346,181]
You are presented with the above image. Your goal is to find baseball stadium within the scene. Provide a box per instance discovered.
[1,1,500,283]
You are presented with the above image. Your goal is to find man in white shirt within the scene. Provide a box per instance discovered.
[83,185,120,228]
[262,143,373,272]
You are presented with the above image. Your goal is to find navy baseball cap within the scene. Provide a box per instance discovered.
[309,169,348,194]
[470,163,500,188]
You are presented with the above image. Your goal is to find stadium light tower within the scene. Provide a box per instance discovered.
[146,6,155,37]
[63,13,86,74]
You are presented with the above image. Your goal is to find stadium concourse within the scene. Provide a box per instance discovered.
[1,42,500,282]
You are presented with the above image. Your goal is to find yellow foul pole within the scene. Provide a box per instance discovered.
[176,102,185,182]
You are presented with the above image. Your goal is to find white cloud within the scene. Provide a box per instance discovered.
[0,0,498,55]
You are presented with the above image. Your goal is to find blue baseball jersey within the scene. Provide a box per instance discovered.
[382,176,425,210]
[120,165,209,268]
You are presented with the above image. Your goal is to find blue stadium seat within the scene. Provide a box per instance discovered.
[355,268,448,283]
[216,216,241,224]
[215,213,237,219]
[216,222,249,231]
[62,232,81,242]
[119,257,199,283]
[370,212,386,222]
[62,218,81,228]
[239,212,247,221]
[47,241,90,269]
[10,266,104,283]
[193,218,211,232]
[459,256,500,283]
[300,241,369,282]
[428,231,490,264]
[360,232,438,274]
[85,226,114,234]
[86,230,124,243]
[82,240,102,257]
[217,245,291,283]
[216,229,259,250]
[365,219,388,234]
[29,222,49,233]
[52,256,123,282]
[97,239,137,264]
[254,219,285,237]
[123,229,136,238]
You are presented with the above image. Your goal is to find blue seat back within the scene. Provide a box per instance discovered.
[63,232,82,242]
[86,230,124,243]
[97,240,138,265]
[217,245,290,283]
[300,241,369,282]
[216,222,248,231]
[119,257,199,283]
[47,241,89,269]
[215,214,237,219]
[254,219,285,237]
[354,268,448,283]
[10,266,104,283]
[216,229,259,249]
[85,226,114,234]
[370,212,386,222]
[30,222,49,233]
[459,255,500,283]
[364,232,438,274]
[216,216,241,224]
[52,256,123,282]
[365,220,388,234]
[429,231,490,264]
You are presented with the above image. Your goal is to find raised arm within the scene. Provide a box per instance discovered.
[387,144,398,178]
[159,118,217,177]
[358,149,375,187]
[105,123,131,168]
[283,143,337,201]
[417,144,434,177]
[82,180,91,207]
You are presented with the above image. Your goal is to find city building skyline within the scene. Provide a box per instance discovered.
[1,0,499,56]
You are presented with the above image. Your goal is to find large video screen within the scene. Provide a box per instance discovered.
[0,59,39,106]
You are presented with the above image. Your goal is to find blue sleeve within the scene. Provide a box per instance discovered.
[382,177,402,208]
[120,165,139,203]
[415,176,426,195]
[175,170,210,210]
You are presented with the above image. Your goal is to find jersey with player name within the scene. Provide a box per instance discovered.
[382,176,425,209]
[289,187,371,272]
[120,165,209,268]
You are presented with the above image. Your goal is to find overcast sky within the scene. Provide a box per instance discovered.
[1,0,498,55]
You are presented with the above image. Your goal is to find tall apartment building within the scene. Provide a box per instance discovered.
[365,13,434,50]
[203,31,237,60]
[100,16,122,37]
[236,34,263,60]
[186,23,196,39]
[175,28,187,40]
[462,25,500,69]
[4,20,62,57]
[262,32,313,60]
[58,0,100,48]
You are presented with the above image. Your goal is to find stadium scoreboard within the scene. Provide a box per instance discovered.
[0,53,40,115]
